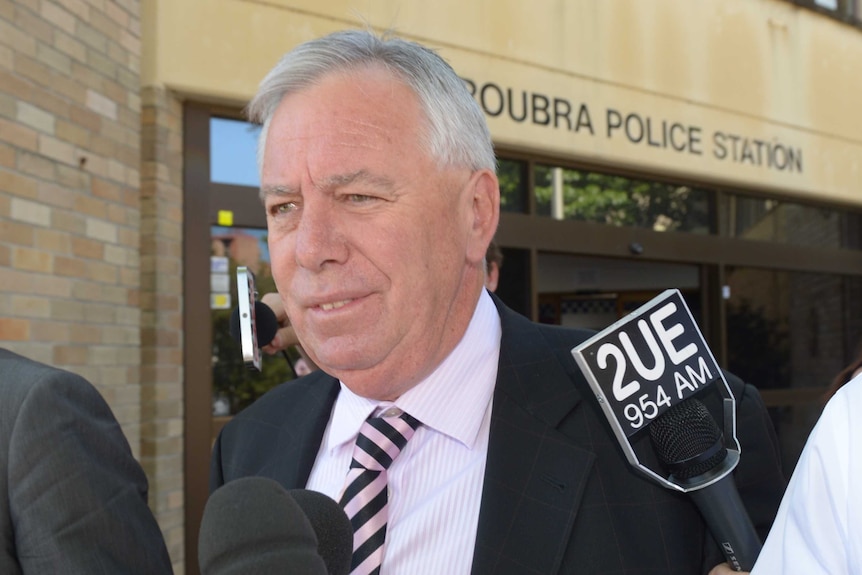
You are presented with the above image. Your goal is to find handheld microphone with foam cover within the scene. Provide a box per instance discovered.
[289,489,353,575]
[650,398,762,571]
[199,477,327,575]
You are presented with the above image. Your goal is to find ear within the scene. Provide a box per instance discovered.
[466,168,501,264]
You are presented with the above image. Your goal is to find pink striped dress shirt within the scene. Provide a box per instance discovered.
[305,290,502,574]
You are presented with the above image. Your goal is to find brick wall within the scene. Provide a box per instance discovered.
[0,0,184,571]
[140,84,185,573]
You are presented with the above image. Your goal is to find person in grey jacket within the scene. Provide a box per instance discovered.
[0,348,172,574]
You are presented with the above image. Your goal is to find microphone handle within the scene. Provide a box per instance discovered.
[689,476,762,571]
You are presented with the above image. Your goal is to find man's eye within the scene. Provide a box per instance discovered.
[270,202,298,215]
[346,194,376,204]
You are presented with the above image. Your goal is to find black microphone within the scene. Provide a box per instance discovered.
[289,489,353,575]
[229,300,280,347]
[199,477,328,575]
[572,290,762,570]
[649,398,762,571]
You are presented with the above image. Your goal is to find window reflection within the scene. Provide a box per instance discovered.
[497,158,528,213]
[719,194,862,249]
[533,164,712,233]
[725,266,862,474]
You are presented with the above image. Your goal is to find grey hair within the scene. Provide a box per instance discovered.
[247,29,496,174]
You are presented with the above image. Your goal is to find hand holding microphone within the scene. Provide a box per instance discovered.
[710,564,748,575]
[228,267,301,376]
[259,292,301,356]
[257,293,318,375]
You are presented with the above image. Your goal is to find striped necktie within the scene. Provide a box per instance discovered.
[338,409,421,575]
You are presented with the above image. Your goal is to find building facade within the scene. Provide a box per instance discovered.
[1,0,861,572]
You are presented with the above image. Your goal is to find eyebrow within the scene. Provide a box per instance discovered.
[259,184,296,204]
[322,169,396,191]
[259,169,396,203]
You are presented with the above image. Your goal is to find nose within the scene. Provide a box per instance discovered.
[293,197,348,270]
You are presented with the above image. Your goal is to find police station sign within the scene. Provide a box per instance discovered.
[462,78,804,175]
[572,289,727,439]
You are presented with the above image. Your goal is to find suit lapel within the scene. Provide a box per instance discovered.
[285,373,341,486]
[472,300,597,575]
[225,371,340,489]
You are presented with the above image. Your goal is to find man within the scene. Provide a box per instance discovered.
[211,29,785,574]
[0,348,172,574]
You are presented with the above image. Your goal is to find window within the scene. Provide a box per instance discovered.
[795,0,861,25]
[533,164,712,234]
[718,193,862,249]
[210,117,261,187]
[725,266,862,474]
[498,158,528,213]
[210,226,293,416]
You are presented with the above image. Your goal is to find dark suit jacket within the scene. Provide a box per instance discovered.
[211,297,786,574]
[0,349,173,575]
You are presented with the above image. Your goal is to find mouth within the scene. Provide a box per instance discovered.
[318,298,354,311]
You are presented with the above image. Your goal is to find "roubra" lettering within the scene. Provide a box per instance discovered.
[462,78,594,134]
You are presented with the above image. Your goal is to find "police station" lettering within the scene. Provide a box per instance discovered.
[462,77,803,174]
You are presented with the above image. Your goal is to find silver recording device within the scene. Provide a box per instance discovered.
[236,266,262,372]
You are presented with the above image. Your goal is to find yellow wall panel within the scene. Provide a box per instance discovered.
[142,0,862,205]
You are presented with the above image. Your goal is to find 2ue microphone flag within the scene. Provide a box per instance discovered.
[571,288,740,490]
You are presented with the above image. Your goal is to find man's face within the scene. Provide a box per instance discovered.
[260,67,498,400]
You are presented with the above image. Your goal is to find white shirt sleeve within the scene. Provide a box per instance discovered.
[752,374,862,575]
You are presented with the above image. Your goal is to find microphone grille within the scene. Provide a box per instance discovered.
[648,398,727,480]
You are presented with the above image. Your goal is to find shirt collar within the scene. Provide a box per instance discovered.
[325,289,501,452]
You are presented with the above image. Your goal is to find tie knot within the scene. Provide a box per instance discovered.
[351,410,421,472]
